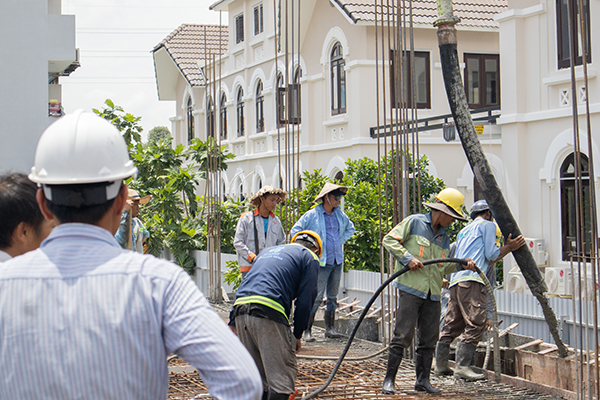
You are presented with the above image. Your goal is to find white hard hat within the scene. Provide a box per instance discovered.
[29,110,137,205]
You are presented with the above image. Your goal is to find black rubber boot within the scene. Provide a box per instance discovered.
[382,349,403,394]
[434,341,454,376]
[324,309,341,339]
[414,352,442,393]
[304,313,316,342]
[267,390,291,400]
[454,342,485,381]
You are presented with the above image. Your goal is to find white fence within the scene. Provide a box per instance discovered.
[344,269,599,349]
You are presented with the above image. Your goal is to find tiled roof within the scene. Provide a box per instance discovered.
[333,0,508,29]
[153,24,228,86]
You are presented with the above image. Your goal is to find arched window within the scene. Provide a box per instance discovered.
[187,96,195,143]
[276,72,286,127]
[219,93,227,139]
[330,42,346,115]
[239,180,245,201]
[290,66,301,124]
[206,96,214,138]
[256,80,264,133]
[237,88,245,137]
[560,152,591,260]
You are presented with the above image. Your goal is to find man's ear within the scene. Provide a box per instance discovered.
[36,188,56,222]
[113,184,129,216]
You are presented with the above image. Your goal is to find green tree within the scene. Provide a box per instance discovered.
[93,99,142,149]
[94,99,234,275]
[148,126,171,142]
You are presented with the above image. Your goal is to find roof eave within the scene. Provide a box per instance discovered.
[209,0,234,11]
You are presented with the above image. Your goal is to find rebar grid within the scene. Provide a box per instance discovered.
[167,358,566,400]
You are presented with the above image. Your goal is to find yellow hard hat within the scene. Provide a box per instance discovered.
[435,188,466,220]
[291,230,323,258]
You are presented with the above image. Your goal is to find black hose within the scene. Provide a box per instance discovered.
[300,257,470,399]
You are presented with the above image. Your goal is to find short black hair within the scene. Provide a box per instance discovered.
[46,198,116,225]
[294,238,319,254]
[44,183,118,224]
[0,173,45,248]
[470,209,491,220]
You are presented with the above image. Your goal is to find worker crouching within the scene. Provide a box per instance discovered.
[381,188,475,394]
[230,230,322,400]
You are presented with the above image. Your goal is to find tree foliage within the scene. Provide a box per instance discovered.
[95,99,235,275]
[148,126,171,142]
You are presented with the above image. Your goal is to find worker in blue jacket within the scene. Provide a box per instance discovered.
[230,231,322,400]
[290,182,355,341]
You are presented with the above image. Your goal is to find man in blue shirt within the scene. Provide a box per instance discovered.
[230,231,321,400]
[435,200,524,381]
[291,182,355,341]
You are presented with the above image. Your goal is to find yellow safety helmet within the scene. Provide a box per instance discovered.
[291,230,323,258]
[435,188,467,220]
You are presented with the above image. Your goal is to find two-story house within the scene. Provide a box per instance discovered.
[153,0,507,204]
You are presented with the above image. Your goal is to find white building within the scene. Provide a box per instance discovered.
[153,0,507,204]
[497,0,600,290]
[0,0,79,174]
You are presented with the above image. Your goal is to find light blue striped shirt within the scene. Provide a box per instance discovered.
[0,223,262,400]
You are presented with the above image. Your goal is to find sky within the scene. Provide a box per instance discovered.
[61,0,226,140]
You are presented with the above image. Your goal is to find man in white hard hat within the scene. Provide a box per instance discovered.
[381,188,476,395]
[234,186,287,278]
[0,172,55,261]
[115,188,151,252]
[290,182,355,341]
[0,111,262,400]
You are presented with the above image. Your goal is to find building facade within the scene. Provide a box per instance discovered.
[153,0,507,204]
[0,0,79,174]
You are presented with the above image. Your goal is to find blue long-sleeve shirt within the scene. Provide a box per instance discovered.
[232,244,319,339]
[290,204,355,266]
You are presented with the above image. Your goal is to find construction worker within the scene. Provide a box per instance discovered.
[115,188,150,252]
[234,185,287,278]
[0,111,262,399]
[230,230,322,400]
[290,182,355,341]
[435,200,525,380]
[381,188,476,394]
[0,172,56,260]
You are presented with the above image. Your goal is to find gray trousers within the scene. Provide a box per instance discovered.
[235,314,297,395]
[390,290,440,357]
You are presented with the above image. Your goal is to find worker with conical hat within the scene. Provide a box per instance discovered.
[234,185,287,278]
[290,181,355,341]
[381,188,476,395]
[115,188,151,253]
[436,200,524,381]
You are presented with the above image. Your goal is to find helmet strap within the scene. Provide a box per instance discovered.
[43,180,122,208]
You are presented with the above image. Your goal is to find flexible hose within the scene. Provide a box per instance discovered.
[300,257,470,399]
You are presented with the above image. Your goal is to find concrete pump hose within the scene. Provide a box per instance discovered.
[299,257,471,399]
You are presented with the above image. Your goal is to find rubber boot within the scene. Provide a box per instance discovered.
[434,341,454,376]
[262,391,269,400]
[414,352,442,393]
[324,309,341,339]
[454,342,486,381]
[304,313,316,342]
[267,390,293,400]
[382,349,403,394]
